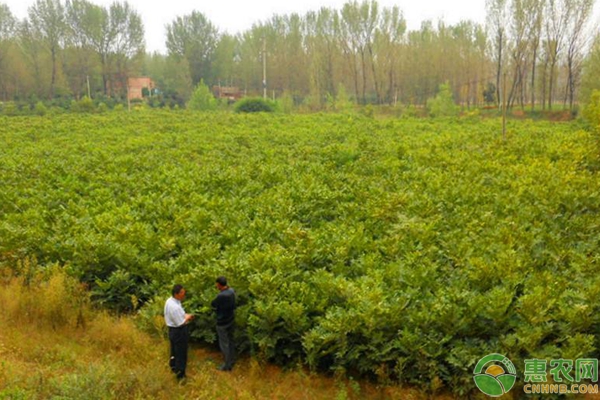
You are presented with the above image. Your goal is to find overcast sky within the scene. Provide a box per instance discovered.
[4,0,488,53]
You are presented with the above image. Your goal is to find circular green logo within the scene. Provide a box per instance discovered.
[473,353,517,397]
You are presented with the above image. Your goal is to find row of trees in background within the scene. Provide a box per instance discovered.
[0,0,598,111]
[0,0,144,103]
[153,5,492,109]
[487,0,597,112]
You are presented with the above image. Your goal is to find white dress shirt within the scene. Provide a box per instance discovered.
[164,297,186,327]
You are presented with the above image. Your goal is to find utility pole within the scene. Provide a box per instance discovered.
[86,75,91,99]
[127,82,131,112]
[502,72,507,141]
[262,36,267,99]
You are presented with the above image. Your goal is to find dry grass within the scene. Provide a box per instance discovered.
[0,261,449,399]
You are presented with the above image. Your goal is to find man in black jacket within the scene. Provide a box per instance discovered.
[211,276,236,371]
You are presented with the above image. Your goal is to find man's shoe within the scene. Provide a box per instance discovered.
[217,364,232,371]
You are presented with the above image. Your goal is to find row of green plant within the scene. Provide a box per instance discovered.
[187,81,466,117]
[1,112,599,396]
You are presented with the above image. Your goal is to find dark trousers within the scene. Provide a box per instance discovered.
[216,321,236,369]
[168,325,189,379]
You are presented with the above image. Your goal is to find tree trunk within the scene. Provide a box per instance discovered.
[360,48,367,104]
[530,44,537,111]
[567,55,575,111]
[541,62,547,111]
[495,33,503,109]
[101,53,109,96]
[50,47,56,99]
[548,60,555,110]
[367,44,381,104]
[351,54,359,103]
[327,42,334,96]
[387,61,394,105]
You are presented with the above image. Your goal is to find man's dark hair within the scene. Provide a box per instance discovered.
[216,276,228,286]
[172,284,184,296]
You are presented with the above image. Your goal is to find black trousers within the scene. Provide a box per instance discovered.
[216,321,236,369]
[168,325,189,379]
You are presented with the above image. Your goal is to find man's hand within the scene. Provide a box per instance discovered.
[184,313,195,323]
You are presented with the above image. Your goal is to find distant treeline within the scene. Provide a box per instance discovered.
[0,0,599,109]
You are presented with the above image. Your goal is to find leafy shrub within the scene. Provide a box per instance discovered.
[50,106,65,115]
[93,94,119,109]
[360,104,374,119]
[483,82,497,105]
[34,102,47,116]
[234,97,277,113]
[135,297,167,337]
[78,96,95,113]
[401,104,419,118]
[92,270,140,314]
[461,108,480,121]
[427,82,459,117]
[71,96,96,113]
[2,101,19,116]
[335,84,354,113]
[187,79,217,111]
[301,94,321,112]
[278,91,295,114]
[70,100,79,113]
[583,89,600,128]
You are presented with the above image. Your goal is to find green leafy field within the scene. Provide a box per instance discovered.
[1,112,599,394]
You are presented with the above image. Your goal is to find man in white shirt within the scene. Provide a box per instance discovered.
[164,284,194,380]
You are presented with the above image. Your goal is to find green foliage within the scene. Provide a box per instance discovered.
[135,297,167,337]
[301,94,322,112]
[461,108,480,121]
[427,82,459,117]
[582,90,600,128]
[580,34,600,105]
[278,91,295,114]
[165,11,218,87]
[360,104,374,119]
[0,388,29,399]
[399,104,420,119]
[335,84,354,113]
[483,82,496,105]
[50,106,65,116]
[1,101,19,116]
[234,97,277,113]
[187,80,217,111]
[78,97,96,113]
[71,97,96,113]
[34,101,47,116]
[92,270,141,314]
[1,113,599,395]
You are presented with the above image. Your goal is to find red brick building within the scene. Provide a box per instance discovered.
[212,86,242,102]
[127,77,155,100]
